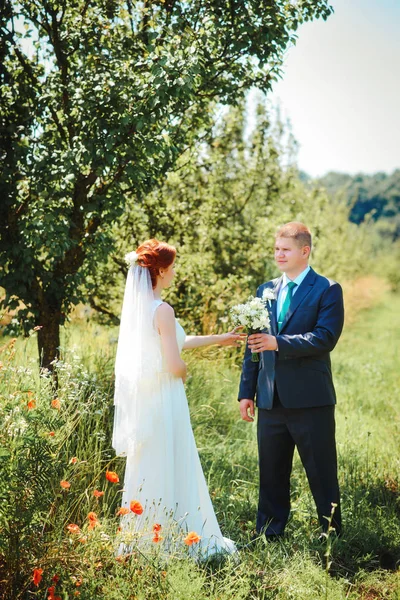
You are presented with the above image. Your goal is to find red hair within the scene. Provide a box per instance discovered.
[136,239,176,288]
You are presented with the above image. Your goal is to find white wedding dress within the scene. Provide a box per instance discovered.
[118,299,236,558]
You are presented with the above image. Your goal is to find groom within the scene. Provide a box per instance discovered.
[239,222,344,538]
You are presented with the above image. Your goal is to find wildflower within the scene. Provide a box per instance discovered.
[78,537,87,544]
[74,593,80,597]
[184,531,201,545]
[60,480,71,489]
[70,457,78,465]
[130,500,143,515]
[67,524,81,535]
[27,399,36,410]
[32,568,43,586]
[51,398,61,410]
[47,585,57,600]
[152,523,161,533]
[52,574,60,584]
[105,470,119,483]
[116,507,130,516]
[93,489,104,498]
[48,431,55,437]
[152,532,162,543]
[88,511,100,529]
[75,576,83,587]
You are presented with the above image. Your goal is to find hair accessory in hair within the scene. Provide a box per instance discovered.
[124,251,139,267]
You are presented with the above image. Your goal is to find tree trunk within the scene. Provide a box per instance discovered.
[37,303,62,374]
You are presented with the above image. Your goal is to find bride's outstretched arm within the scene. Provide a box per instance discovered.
[183,328,245,350]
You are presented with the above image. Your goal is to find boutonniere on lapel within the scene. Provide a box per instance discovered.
[262,288,276,307]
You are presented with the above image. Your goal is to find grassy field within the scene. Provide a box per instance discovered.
[0,287,399,599]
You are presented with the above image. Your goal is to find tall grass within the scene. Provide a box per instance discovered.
[0,286,399,599]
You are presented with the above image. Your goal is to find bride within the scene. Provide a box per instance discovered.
[112,239,243,557]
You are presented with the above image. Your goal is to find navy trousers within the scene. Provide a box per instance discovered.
[256,389,341,536]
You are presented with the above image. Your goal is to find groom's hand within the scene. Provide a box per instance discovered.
[239,399,255,422]
[248,333,278,352]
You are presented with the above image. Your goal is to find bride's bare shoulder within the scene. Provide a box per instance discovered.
[154,301,175,323]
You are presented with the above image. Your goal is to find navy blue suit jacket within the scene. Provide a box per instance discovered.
[238,267,344,409]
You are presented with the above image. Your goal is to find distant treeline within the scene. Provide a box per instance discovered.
[310,170,400,240]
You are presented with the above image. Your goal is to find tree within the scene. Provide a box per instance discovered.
[90,98,368,334]
[87,98,292,332]
[316,169,400,240]
[0,0,333,369]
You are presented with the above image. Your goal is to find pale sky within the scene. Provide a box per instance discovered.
[265,0,400,178]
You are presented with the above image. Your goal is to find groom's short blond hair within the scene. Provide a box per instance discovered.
[276,222,312,249]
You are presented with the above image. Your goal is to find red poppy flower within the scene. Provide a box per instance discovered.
[27,399,36,410]
[52,574,60,584]
[87,512,100,529]
[116,507,130,516]
[184,531,201,545]
[130,500,143,515]
[152,532,162,543]
[51,398,61,410]
[70,457,78,464]
[60,480,70,489]
[48,431,55,437]
[32,568,43,586]
[105,470,119,483]
[67,524,81,534]
[93,489,104,498]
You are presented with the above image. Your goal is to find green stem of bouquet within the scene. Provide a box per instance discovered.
[248,328,261,363]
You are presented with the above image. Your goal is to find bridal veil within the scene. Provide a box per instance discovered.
[112,262,162,456]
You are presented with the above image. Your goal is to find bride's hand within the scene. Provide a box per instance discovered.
[218,327,246,347]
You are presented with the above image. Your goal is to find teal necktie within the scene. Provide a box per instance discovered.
[278,281,297,332]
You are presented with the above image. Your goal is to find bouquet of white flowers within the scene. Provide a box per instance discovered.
[230,296,271,362]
